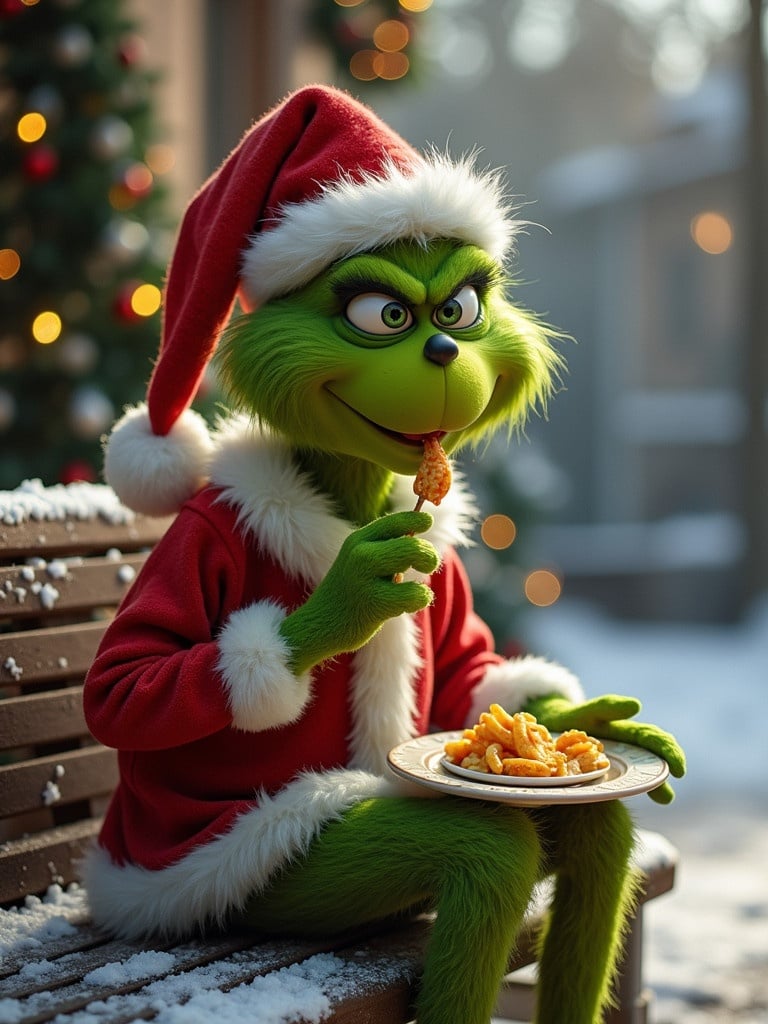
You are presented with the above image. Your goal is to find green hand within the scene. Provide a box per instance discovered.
[280,511,439,674]
[525,693,686,804]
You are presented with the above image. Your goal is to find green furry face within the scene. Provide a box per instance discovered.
[217,239,560,476]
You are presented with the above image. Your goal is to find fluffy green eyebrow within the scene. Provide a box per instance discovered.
[329,255,498,311]
[426,248,500,305]
[329,257,426,307]
[331,274,416,309]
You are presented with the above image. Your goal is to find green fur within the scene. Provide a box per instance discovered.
[239,797,638,1024]
[215,234,684,1020]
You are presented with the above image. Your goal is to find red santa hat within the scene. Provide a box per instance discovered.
[104,85,519,517]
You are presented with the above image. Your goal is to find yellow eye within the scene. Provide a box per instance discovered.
[345,293,413,335]
[434,285,480,330]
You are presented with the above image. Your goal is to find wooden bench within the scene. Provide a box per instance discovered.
[0,480,678,1024]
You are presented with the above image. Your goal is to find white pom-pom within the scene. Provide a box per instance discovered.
[104,405,212,517]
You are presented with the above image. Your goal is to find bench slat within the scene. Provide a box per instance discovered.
[0,685,88,751]
[0,516,170,561]
[0,745,117,817]
[0,921,430,1024]
[0,817,99,903]
[0,554,148,621]
[0,621,106,688]
[0,930,284,1000]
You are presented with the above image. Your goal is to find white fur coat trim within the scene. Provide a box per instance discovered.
[83,768,401,940]
[465,656,585,726]
[240,153,520,304]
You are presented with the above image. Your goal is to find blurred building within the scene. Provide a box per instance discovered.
[520,72,747,621]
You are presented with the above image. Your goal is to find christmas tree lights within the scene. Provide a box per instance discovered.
[0,0,175,487]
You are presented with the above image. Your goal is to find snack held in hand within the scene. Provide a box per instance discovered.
[444,705,610,778]
[413,434,451,509]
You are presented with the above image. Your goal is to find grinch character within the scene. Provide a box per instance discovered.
[83,86,684,1024]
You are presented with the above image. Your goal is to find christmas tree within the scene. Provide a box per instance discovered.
[0,0,176,489]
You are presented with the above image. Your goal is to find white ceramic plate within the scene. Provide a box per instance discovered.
[387,732,669,806]
[441,756,609,787]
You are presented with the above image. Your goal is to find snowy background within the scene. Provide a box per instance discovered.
[511,595,768,1024]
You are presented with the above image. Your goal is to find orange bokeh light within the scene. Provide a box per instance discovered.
[480,514,517,550]
[524,569,562,607]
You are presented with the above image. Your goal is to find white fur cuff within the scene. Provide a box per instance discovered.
[217,600,312,731]
[466,655,585,727]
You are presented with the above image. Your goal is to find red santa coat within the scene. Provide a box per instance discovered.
[83,418,583,940]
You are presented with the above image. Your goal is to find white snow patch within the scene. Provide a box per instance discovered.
[38,583,60,610]
[40,781,61,806]
[46,560,69,580]
[3,657,22,681]
[0,885,85,957]
[0,479,135,526]
[117,564,136,584]
[84,950,177,987]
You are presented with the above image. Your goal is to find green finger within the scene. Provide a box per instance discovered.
[583,695,641,720]
[364,510,434,540]
[648,781,675,804]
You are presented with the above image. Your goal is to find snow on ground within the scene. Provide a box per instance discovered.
[519,596,768,1024]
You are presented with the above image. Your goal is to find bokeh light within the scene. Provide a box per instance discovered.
[372,50,410,79]
[691,211,733,255]
[32,311,62,345]
[144,143,175,175]
[349,49,378,81]
[17,112,47,143]
[0,249,21,281]
[399,0,432,11]
[373,19,409,52]
[130,282,161,317]
[480,514,517,550]
[524,569,562,607]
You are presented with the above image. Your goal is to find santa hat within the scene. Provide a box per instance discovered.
[104,85,519,517]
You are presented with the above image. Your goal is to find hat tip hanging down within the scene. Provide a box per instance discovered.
[102,84,520,517]
[104,405,213,518]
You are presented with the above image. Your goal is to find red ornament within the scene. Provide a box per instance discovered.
[117,33,148,68]
[112,281,142,323]
[59,460,97,485]
[23,144,59,182]
[0,0,24,18]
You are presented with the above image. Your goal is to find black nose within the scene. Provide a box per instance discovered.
[423,333,459,366]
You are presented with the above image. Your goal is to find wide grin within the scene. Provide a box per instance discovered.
[326,387,447,449]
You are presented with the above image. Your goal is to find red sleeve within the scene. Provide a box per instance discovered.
[83,500,245,752]
[427,548,503,730]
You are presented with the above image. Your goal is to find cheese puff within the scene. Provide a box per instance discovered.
[485,743,505,775]
[502,757,553,778]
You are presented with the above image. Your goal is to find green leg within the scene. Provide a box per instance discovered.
[532,800,640,1024]
[241,797,543,1024]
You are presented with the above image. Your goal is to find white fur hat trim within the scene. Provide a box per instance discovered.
[241,153,519,305]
